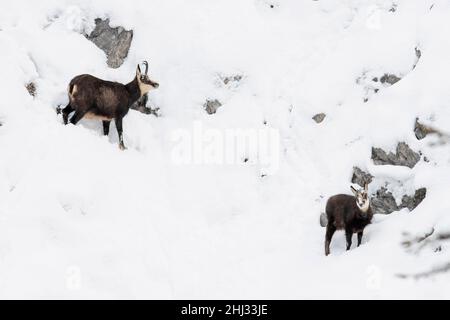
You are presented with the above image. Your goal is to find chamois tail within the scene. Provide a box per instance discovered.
[319,212,328,227]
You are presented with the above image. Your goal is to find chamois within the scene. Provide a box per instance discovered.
[324,183,373,256]
[59,61,159,150]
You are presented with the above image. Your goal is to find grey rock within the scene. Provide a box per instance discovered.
[312,113,326,124]
[371,187,400,215]
[371,187,427,215]
[372,142,420,168]
[223,75,242,85]
[401,188,427,211]
[380,73,402,85]
[351,167,373,187]
[415,47,422,60]
[413,47,422,69]
[357,71,401,102]
[87,18,133,68]
[26,82,36,97]
[204,99,222,115]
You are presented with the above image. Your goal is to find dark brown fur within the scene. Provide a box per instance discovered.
[68,75,139,119]
[324,194,373,256]
[60,63,158,150]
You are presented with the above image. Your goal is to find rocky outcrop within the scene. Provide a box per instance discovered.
[204,99,222,115]
[402,188,427,211]
[371,142,420,168]
[312,113,326,124]
[25,82,36,97]
[351,166,373,186]
[370,187,402,215]
[357,71,403,102]
[215,73,244,89]
[413,47,422,69]
[357,46,421,102]
[380,73,401,85]
[86,18,133,68]
[222,75,242,85]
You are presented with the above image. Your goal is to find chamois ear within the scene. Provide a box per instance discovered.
[350,186,358,196]
[136,64,142,77]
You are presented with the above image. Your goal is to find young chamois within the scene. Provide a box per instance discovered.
[324,183,373,256]
[59,61,159,150]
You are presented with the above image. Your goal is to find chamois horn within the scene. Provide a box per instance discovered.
[143,61,149,75]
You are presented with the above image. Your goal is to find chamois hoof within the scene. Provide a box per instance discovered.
[119,143,127,151]
[56,106,62,114]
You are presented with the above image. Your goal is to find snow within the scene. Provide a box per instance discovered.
[0,0,450,299]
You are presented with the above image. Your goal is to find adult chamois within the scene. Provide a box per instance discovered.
[324,184,373,256]
[59,61,159,150]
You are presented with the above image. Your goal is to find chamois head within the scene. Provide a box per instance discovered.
[136,61,159,96]
[351,183,370,212]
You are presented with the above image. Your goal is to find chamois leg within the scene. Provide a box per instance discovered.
[62,104,74,125]
[102,121,111,136]
[357,231,363,247]
[115,117,126,150]
[325,224,336,256]
[69,110,86,125]
[345,229,353,251]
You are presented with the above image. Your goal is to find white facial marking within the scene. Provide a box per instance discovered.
[357,196,370,212]
[138,81,153,96]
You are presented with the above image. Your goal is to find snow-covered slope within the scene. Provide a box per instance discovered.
[0,0,449,299]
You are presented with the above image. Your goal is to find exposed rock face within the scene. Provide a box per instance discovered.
[372,142,420,168]
[371,187,400,215]
[402,188,427,211]
[215,73,244,89]
[380,73,401,85]
[371,187,427,215]
[204,99,222,115]
[415,47,422,59]
[413,47,422,69]
[351,166,373,187]
[312,113,326,124]
[222,75,242,85]
[357,71,403,102]
[86,18,133,68]
[26,82,36,97]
